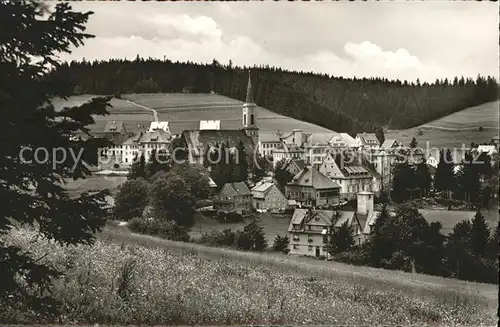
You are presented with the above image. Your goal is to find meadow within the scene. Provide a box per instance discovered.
[2,226,496,326]
[386,100,499,151]
[52,93,333,136]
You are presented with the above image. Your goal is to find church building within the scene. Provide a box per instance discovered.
[179,71,259,165]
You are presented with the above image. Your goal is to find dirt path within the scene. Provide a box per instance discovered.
[125,99,158,122]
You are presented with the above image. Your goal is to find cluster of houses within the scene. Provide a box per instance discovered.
[85,72,499,258]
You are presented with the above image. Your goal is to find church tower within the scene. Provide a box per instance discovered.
[242,71,259,145]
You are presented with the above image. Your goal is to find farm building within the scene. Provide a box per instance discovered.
[213,182,253,215]
[285,166,341,207]
[251,182,288,212]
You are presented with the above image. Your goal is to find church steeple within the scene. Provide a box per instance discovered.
[242,70,258,145]
[245,70,254,105]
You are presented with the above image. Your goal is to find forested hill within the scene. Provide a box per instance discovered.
[54,57,498,136]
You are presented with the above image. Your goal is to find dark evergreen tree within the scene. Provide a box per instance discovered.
[326,220,355,255]
[236,217,267,251]
[434,149,456,198]
[273,159,294,193]
[272,235,290,253]
[409,137,418,148]
[456,152,481,208]
[128,154,146,180]
[0,0,110,316]
[469,210,490,257]
[391,162,415,202]
[146,149,171,179]
[415,162,432,197]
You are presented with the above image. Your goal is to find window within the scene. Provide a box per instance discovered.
[293,234,300,241]
[293,244,299,250]
[308,245,313,252]
[308,225,311,230]
[308,235,313,243]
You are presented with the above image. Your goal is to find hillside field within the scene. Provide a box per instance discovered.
[2,226,496,325]
[52,93,333,135]
[386,100,499,151]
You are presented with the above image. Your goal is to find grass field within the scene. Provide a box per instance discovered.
[3,226,496,325]
[386,100,499,152]
[52,93,334,135]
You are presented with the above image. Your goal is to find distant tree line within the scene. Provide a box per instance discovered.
[51,57,498,136]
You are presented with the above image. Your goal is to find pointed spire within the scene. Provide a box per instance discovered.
[245,70,254,104]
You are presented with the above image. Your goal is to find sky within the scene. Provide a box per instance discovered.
[59,2,499,83]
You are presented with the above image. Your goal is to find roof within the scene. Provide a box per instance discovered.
[342,165,370,176]
[288,167,341,189]
[182,129,256,157]
[149,121,170,133]
[381,139,398,149]
[122,132,144,145]
[220,182,251,198]
[103,133,130,146]
[339,133,358,147]
[199,120,221,130]
[251,182,277,199]
[304,133,337,146]
[140,129,172,143]
[287,209,357,232]
[357,133,379,144]
[207,176,217,188]
[291,159,306,171]
[104,121,125,133]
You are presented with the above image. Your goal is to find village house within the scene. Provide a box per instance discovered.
[285,166,341,207]
[258,131,282,157]
[318,152,377,200]
[251,181,288,212]
[355,132,380,148]
[287,191,379,257]
[213,182,253,215]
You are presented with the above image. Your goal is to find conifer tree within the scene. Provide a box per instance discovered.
[469,210,490,257]
[0,0,110,314]
[434,149,456,198]
[128,154,146,180]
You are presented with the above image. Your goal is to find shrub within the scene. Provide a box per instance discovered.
[478,126,484,132]
[113,178,149,221]
[333,248,371,266]
[128,217,190,242]
[198,228,236,247]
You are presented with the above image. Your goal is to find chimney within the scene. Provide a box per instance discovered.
[357,191,374,215]
[293,129,302,147]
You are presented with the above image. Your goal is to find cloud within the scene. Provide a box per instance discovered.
[60,2,497,83]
